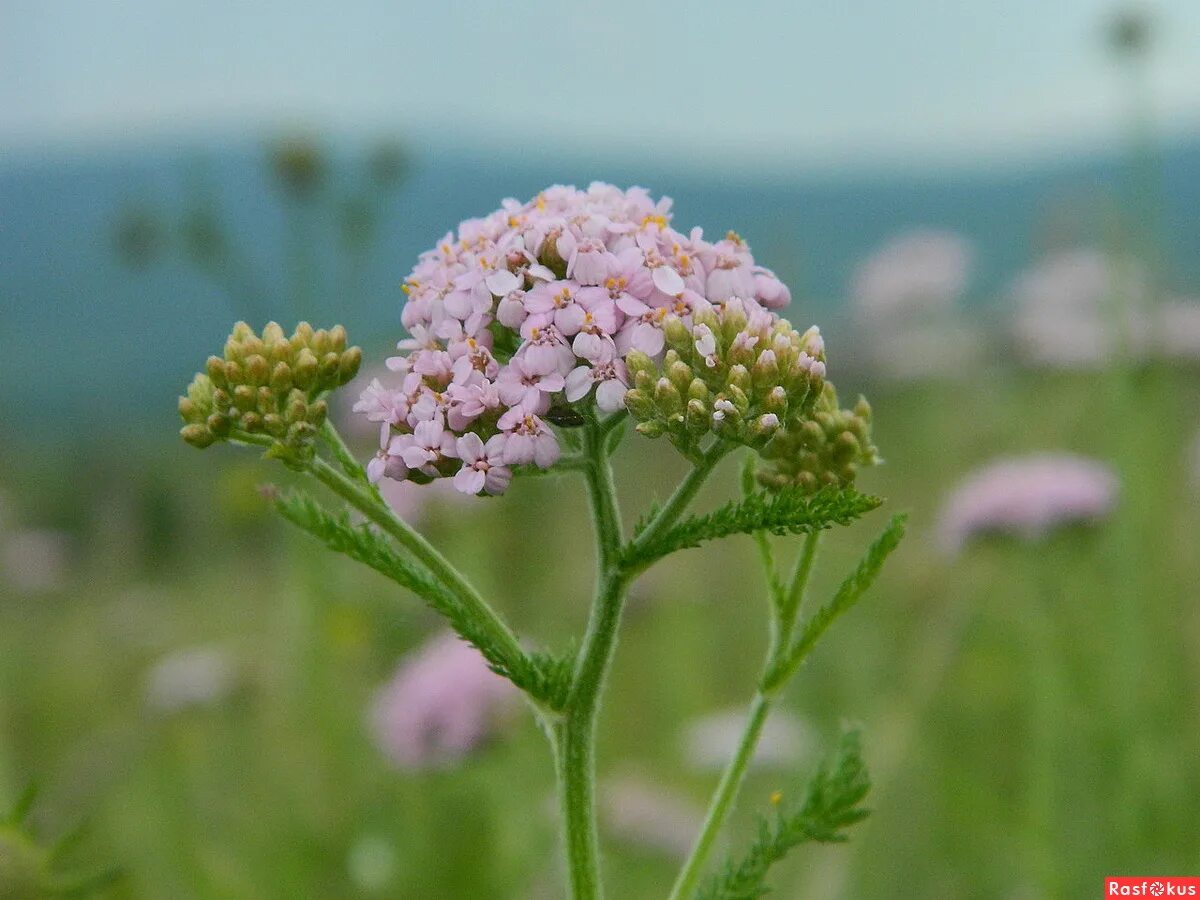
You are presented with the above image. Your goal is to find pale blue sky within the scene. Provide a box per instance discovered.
[3,0,1199,170]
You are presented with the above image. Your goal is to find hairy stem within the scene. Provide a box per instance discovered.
[557,425,626,899]
[629,441,729,555]
[669,526,822,899]
[307,455,527,671]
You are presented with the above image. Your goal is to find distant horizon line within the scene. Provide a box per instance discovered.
[4,116,1200,184]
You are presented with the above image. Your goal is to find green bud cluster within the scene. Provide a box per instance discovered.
[756,383,879,493]
[178,321,362,451]
[623,300,827,458]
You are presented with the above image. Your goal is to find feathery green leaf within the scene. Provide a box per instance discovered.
[621,486,881,572]
[764,513,907,691]
[697,729,871,900]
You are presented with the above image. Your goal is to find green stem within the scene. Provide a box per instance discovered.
[667,692,773,900]
[557,425,626,899]
[319,419,369,481]
[781,531,821,644]
[669,525,822,898]
[629,441,729,555]
[307,455,527,671]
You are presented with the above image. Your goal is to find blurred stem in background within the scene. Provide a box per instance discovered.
[113,134,408,327]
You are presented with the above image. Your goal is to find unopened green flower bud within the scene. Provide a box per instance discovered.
[206,355,227,387]
[178,396,202,424]
[635,419,667,438]
[232,384,256,412]
[726,364,751,395]
[180,423,215,448]
[270,362,293,394]
[329,324,348,352]
[687,378,710,403]
[245,354,270,385]
[311,328,331,356]
[624,389,655,419]
[262,321,286,345]
[752,349,780,391]
[685,398,709,436]
[206,413,232,437]
[654,377,682,415]
[625,350,656,380]
[338,347,363,384]
[633,369,656,393]
[240,411,263,433]
[667,360,693,393]
[293,349,319,390]
[256,386,274,412]
[286,395,308,423]
[763,385,788,417]
[224,360,244,386]
[318,351,340,383]
[663,315,690,352]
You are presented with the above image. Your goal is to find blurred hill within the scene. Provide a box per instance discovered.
[4,135,1200,440]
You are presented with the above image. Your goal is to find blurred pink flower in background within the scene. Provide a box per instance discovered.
[369,631,518,770]
[144,645,238,714]
[682,707,810,772]
[375,475,469,523]
[600,774,704,860]
[1009,249,1150,368]
[937,454,1119,555]
[851,229,974,319]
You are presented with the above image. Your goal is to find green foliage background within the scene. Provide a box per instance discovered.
[2,364,1198,898]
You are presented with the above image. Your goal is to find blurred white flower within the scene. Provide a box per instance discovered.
[2,529,70,594]
[601,774,704,859]
[376,476,468,523]
[682,707,810,772]
[369,631,518,770]
[145,646,237,713]
[1009,249,1150,368]
[346,834,397,894]
[937,454,1119,555]
[1155,298,1200,360]
[851,229,973,320]
[862,321,985,381]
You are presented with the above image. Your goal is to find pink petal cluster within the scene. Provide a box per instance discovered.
[355,183,792,496]
[937,454,1119,554]
[368,631,518,770]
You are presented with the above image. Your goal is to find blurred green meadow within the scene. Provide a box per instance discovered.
[3,356,1197,898]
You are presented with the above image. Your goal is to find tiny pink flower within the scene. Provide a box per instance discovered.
[452,433,513,495]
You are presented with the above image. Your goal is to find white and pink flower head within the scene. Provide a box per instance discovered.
[369,631,519,770]
[358,183,803,497]
[937,454,1119,555]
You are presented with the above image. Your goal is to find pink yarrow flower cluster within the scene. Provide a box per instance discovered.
[937,454,1119,554]
[355,183,792,496]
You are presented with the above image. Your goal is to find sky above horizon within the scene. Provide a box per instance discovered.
[3,1,1200,172]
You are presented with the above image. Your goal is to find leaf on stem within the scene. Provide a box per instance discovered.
[621,486,881,572]
[697,728,871,900]
[764,514,907,691]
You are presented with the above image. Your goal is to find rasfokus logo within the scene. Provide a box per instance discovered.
[1106,877,1200,896]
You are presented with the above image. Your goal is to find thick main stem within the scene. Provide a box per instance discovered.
[557,425,626,899]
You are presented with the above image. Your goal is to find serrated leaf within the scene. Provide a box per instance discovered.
[698,729,871,900]
[621,486,881,572]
